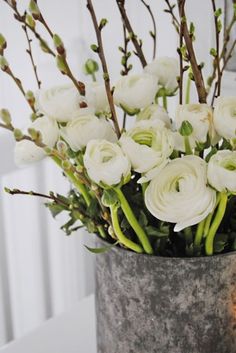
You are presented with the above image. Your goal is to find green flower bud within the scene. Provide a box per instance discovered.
[56,55,68,74]
[39,39,51,54]
[28,0,41,20]
[90,44,99,53]
[83,58,99,75]
[102,189,119,207]
[14,128,23,141]
[61,160,72,171]
[28,127,42,143]
[25,90,35,107]
[99,18,108,30]
[26,14,36,29]
[53,34,65,55]
[30,113,38,122]
[0,109,11,125]
[0,55,9,71]
[0,34,7,51]
[179,120,193,137]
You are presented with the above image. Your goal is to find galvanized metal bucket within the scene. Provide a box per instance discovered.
[95,240,236,353]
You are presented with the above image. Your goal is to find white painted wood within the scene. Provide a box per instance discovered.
[0,295,96,353]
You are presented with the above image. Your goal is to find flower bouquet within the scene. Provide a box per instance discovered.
[0,0,236,352]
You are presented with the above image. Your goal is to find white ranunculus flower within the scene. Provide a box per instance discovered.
[113,73,158,114]
[207,150,236,193]
[84,139,131,186]
[145,155,216,232]
[213,97,236,140]
[14,116,59,166]
[60,115,117,152]
[120,120,174,183]
[175,104,216,144]
[36,84,93,122]
[144,57,179,94]
[137,104,172,128]
[86,82,109,114]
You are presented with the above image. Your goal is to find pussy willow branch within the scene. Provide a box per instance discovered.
[0,65,36,112]
[208,7,236,97]
[87,0,121,137]
[177,0,207,103]
[178,0,184,104]
[140,0,157,60]
[23,25,41,89]
[164,0,180,33]
[211,0,221,99]
[2,0,55,57]
[6,188,106,230]
[116,0,147,68]
[2,0,85,96]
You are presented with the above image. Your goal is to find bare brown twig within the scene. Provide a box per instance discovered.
[87,0,121,138]
[211,0,221,100]
[177,0,207,103]
[178,1,185,104]
[140,0,157,60]
[164,0,180,33]
[116,0,147,68]
[23,25,41,89]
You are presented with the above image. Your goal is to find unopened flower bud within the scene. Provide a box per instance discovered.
[0,34,7,52]
[28,127,42,143]
[0,55,9,71]
[39,39,51,54]
[99,18,108,30]
[14,128,23,141]
[90,44,99,53]
[26,14,36,29]
[53,34,65,56]
[25,90,35,108]
[57,140,68,154]
[56,55,68,74]
[28,0,41,20]
[61,160,71,171]
[0,109,11,125]
[83,58,99,75]
[179,120,193,137]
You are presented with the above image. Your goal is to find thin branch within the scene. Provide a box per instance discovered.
[23,25,41,89]
[164,0,180,33]
[116,0,147,68]
[177,0,207,103]
[87,0,121,137]
[211,0,221,98]
[178,0,184,104]
[2,0,55,57]
[140,0,157,59]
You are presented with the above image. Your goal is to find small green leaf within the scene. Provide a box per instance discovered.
[102,189,119,207]
[84,241,119,254]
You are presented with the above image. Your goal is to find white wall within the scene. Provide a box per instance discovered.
[0,0,235,347]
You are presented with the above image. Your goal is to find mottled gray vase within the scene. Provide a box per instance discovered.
[95,240,236,353]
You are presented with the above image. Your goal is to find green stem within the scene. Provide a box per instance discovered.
[194,219,205,247]
[52,156,91,207]
[205,193,228,256]
[184,136,192,155]
[91,72,96,82]
[185,76,191,104]
[110,205,143,253]
[162,94,167,111]
[114,187,153,254]
[203,193,221,238]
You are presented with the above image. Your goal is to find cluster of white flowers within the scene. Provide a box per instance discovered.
[13,55,236,233]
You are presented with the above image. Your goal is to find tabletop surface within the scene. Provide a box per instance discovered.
[0,295,97,353]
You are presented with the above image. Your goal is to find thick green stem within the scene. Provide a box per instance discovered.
[185,76,191,104]
[114,187,153,254]
[162,94,167,111]
[205,193,228,256]
[52,156,91,207]
[110,205,143,253]
[184,136,192,155]
[203,193,221,238]
[194,219,205,247]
